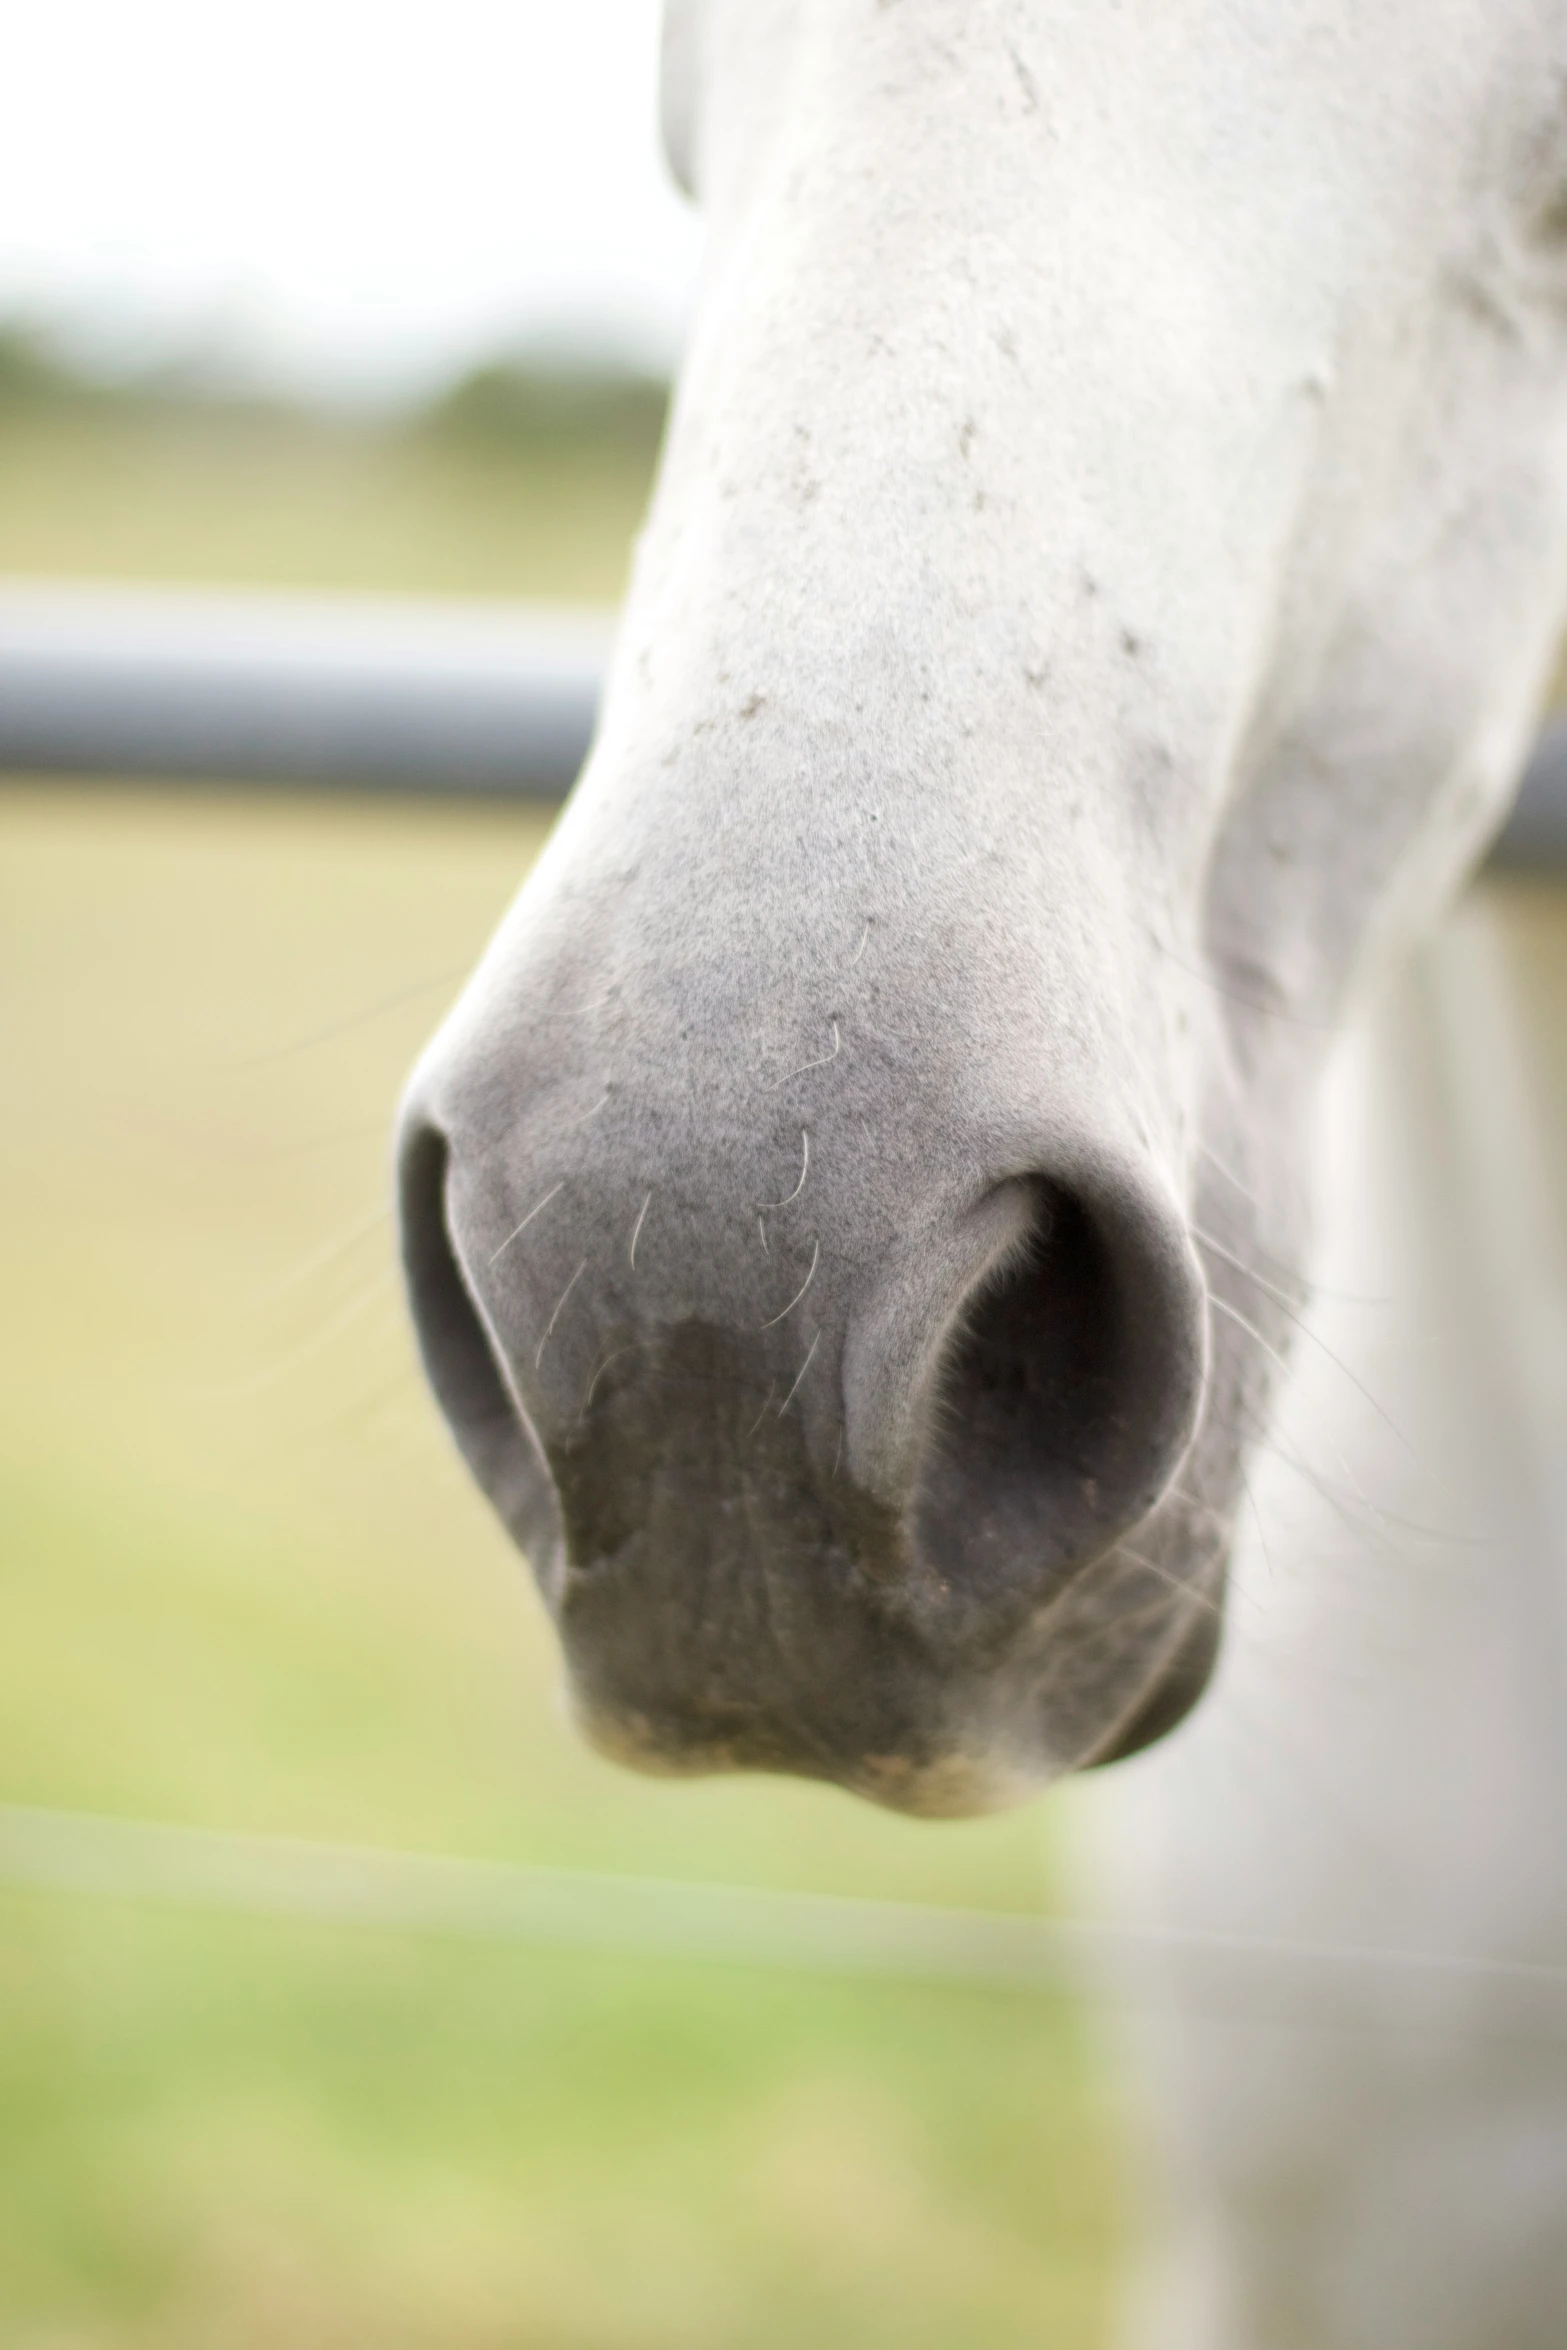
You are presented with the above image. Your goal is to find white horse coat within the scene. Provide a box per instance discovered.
[1095,910,1567,2348]
[401,5,1567,2340]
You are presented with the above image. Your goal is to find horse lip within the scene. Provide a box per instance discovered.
[1083,1592,1226,1767]
[555,1520,1221,1815]
[540,1400,1222,1813]
[569,1691,1046,1818]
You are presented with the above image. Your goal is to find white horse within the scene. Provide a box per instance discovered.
[400,4,1567,2340]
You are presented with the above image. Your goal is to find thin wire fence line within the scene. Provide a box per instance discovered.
[1,1804,1565,2029]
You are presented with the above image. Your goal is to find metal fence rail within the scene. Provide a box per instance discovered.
[2,577,1566,861]
[0,580,611,799]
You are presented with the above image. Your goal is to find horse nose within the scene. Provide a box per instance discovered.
[397,1059,1208,1810]
[856,1164,1207,1628]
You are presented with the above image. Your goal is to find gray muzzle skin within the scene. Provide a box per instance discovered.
[397,778,1221,1816]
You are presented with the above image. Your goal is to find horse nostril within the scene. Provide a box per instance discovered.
[397,1118,564,1584]
[912,1176,1205,1622]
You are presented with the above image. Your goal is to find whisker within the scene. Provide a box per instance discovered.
[1239,1466,1278,1585]
[491,1182,565,1265]
[251,1201,390,1302]
[1220,1343,1477,1547]
[1195,1150,1388,1305]
[1212,1404,1432,1556]
[205,1270,399,1397]
[762,1021,841,1091]
[253,1119,390,1163]
[758,1129,810,1209]
[778,1331,821,1416]
[761,1238,820,1328]
[1168,1479,1224,1526]
[746,1380,778,1442]
[1203,1397,1393,1552]
[1152,938,1328,1031]
[1149,1485,1264,1617]
[1118,1546,1225,1624]
[583,1343,647,1414]
[1199,1137,1260,1204]
[1196,1223,1417,1455]
[225,964,469,1069]
[562,1090,611,1130]
[1209,1289,1300,1388]
[628,1190,652,1268]
[1192,1221,1303,1312]
[323,1369,422,1443]
[536,1260,588,1368]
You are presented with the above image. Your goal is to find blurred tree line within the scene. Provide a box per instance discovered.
[0,320,668,458]
[0,321,670,599]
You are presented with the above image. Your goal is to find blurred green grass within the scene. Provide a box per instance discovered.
[0,385,1123,2345]
[0,1895,1114,2350]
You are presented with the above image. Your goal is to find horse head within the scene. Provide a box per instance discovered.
[399,0,1567,1813]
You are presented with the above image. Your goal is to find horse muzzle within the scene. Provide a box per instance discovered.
[397,955,1217,1812]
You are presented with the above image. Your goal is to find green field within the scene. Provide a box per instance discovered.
[0,403,1124,2347]
[0,399,656,603]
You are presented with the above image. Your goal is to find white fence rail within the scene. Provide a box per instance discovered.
[2,577,1565,862]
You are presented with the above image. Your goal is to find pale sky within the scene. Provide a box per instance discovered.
[0,0,703,404]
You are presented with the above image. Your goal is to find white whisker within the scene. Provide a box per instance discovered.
[1210,1296,1444,1541]
[761,1238,820,1328]
[759,1130,810,1209]
[536,1260,588,1367]
[1168,1479,1222,1525]
[1192,1221,1302,1311]
[490,1181,564,1265]
[205,1271,398,1397]
[1198,1137,1260,1206]
[628,1190,652,1268]
[1119,1546,1225,1623]
[778,1331,821,1416]
[1239,1466,1278,1585]
[1196,1221,1418,1459]
[227,963,469,1069]
[763,1021,841,1090]
[1209,1289,1295,1385]
[251,1200,390,1302]
[583,1343,645,1414]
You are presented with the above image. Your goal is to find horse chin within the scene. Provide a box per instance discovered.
[1082,1600,1226,1769]
[567,1693,1043,1819]
[562,1624,1218,1816]
[550,1520,1227,1819]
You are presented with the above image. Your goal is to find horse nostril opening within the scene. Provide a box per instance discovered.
[913,1178,1202,1619]
[399,1125,505,1442]
[397,1119,564,1581]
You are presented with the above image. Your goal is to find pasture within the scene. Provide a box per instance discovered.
[0,402,1122,2347]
